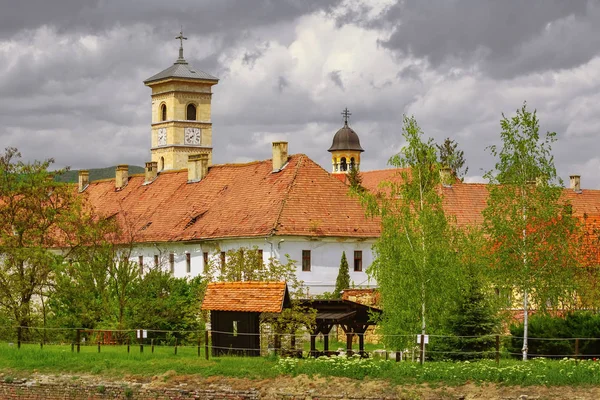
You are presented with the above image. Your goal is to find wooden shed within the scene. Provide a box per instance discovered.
[201,281,291,356]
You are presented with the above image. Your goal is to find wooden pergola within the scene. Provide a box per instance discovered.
[299,299,382,357]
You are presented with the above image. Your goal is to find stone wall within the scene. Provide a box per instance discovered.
[0,381,258,400]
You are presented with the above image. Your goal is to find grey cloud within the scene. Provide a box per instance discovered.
[328,70,344,90]
[376,0,599,79]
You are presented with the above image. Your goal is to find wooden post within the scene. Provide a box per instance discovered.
[17,327,21,350]
[358,333,365,357]
[76,329,81,353]
[419,334,425,365]
[395,350,400,362]
[346,333,353,356]
[140,337,144,353]
[127,337,130,354]
[151,338,155,354]
[197,335,201,357]
[575,338,580,362]
[204,330,209,360]
[323,333,329,355]
[310,334,317,357]
[495,335,500,365]
[98,341,101,353]
[174,338,178,355]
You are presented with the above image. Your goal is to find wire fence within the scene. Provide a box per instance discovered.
[1,325,599,361]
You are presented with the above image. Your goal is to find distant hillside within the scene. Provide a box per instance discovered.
[54,166,145,183]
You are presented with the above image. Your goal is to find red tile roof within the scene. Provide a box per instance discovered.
[80,154,381,243]
[201,281,289,312]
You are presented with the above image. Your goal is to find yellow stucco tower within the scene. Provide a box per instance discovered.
[328,108,364,173]
[144,32,218,171]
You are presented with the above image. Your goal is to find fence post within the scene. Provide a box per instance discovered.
[575,338,580,363]
[17,327,21,349]
[197,335,201,357]
[151,338,154,354]
[76,329,81,353]
[205,330,209,360]
[98,341,101,353]
[495,335,500,365]
[127,337,130,354]
[395,350,400,362]
[419,334,425,365]
[140,335,144,353]
[174,337,178,355]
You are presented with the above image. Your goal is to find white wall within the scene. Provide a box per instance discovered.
[129,236,377,295]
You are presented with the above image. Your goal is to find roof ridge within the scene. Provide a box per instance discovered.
[270,155,305,235]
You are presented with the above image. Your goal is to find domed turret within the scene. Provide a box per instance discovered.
[328,108,364,173]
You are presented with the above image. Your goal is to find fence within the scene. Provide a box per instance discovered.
[1,325,599,361]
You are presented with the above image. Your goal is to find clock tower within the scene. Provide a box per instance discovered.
[144,31,218,171]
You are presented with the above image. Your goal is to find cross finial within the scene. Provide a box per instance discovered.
[176,28,188,61]
[341,108,351,125]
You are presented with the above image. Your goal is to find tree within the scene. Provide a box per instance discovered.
[333,251,351,299]
[0,148,86,341]
[362,116,463,352]
[483,103,582,360]
[437,137,468,180]
[347,165,365,192]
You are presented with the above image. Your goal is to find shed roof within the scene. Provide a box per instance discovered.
[201,281,291,313]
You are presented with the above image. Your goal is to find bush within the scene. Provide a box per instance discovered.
[509,312,600,358]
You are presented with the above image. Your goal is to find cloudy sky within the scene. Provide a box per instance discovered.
[1,0,600,186]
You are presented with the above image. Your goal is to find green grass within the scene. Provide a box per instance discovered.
[2,344,600,386]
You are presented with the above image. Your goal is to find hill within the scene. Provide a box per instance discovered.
[54,166,145,183]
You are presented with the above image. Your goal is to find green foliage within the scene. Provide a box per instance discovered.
[509,312,600,358]
[53,166,144,183]
[361,116,463,350]
[483,104,582,313]
[347,165,365,192]
[333,252,351,299]
[436,137,468,180]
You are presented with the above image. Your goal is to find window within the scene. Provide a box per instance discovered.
[154,255,159,268]
[159,157,164,171]
[186,253,191,274]
[220,251,226,270]
[186,103,196,120]
[302,250,311,272]
[160,104,167,121]
[353,250,362,272]
[350,157,355,170]
[203,252,209,273]
[340,157,347,172]
[138,256,144,274]
[169,252,175,275]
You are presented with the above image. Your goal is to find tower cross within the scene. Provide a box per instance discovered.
[341,108,351,125]
[176,29,188,61]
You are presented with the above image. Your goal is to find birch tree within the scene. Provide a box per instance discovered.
[483,103,581,360]
[364,116,463,350]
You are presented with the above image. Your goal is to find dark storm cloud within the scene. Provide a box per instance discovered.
[0,0,343,39]
[376,0,600,79]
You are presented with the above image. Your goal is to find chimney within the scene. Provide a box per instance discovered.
[272,141,289,172]
[570,175,581,192]
[145,161,158,184]
[78,170,89,192]
[439,167,453,186]
[115,164,128,190]
[188,153,209,183]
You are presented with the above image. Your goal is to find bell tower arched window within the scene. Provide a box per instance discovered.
[350,157,356,170]
[159,157,165,171]
[340,157,347,172]
[186,104,197,120]
[160,104,167,121]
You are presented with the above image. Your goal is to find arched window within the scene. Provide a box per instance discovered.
[340,157,347,172]
[160,104,167,121]
[159,157,165,171]
[186,104,197,120]
[350,157,356,170]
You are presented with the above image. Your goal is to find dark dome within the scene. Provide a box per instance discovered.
[328,124,364,152]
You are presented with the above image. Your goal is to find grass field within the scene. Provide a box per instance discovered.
[2,343,600,387]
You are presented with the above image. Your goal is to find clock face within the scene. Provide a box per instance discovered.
[157,128,167,146]
[184,127,202,145]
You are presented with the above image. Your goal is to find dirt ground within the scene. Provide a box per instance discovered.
[14,372,600,399]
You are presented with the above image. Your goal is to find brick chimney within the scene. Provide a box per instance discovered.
[145,161,158,184]
[570,175,581,192]
[188,153,209,183]
[439,167,453,186]
[272,141,289,172]
[115,165,128,190]
[78,170,89,192]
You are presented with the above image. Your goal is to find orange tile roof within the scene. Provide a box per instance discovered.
[201,281,289,312]
[80,154,382,243]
